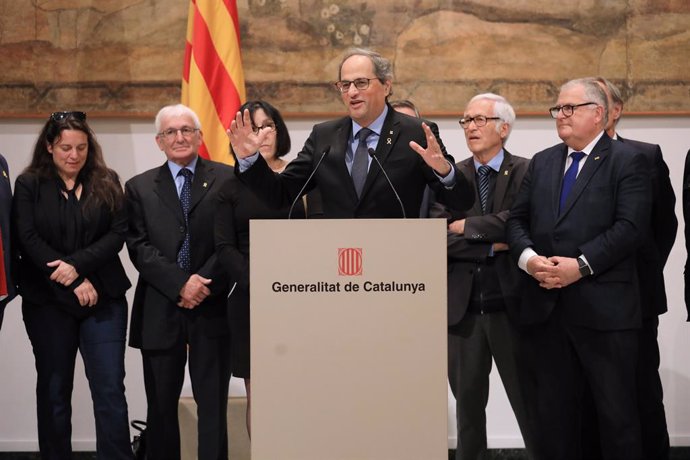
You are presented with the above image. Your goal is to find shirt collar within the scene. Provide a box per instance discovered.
[474,149,505,173]
[568,130,605,156]
[351,105,388,140]
[167,155,199,178]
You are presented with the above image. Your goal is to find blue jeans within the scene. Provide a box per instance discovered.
[23,298,134,460]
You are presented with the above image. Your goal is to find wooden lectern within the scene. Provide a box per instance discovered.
[250,219,447,460]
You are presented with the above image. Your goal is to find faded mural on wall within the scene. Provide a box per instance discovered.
[0,0,688,116]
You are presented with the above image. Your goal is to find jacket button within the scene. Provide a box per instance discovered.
[179,226,185,233]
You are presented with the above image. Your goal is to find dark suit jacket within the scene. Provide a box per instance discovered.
[616,136,677,319]
[506,133,652,331]
[126,157,232,350]
[431,151,529,325]
[0,155,16,313]
[236,105,474,218]
[12,172,131,317]
[683,150,690,321]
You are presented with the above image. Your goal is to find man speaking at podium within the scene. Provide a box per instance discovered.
[227,47,473,218]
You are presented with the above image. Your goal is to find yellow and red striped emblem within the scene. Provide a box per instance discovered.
[182,0,246,164]
[338,248,363,276]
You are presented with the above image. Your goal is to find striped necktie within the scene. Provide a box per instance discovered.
[477,165,492,214]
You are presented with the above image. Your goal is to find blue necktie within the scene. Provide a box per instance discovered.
[477,165,492,214]
[177,168,193,272]
[351,128,373,197]
[559,151,585,214]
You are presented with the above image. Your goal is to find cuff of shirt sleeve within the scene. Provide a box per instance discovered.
[518,247,538,273]
[237,152,260,172]
[435,161,456,188]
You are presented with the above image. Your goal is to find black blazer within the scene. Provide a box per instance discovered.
[236,105,474,218]
[12,172,131,317]
[616,136,677,319]
[431,151,529,325]
[683,150,690,321]
[0,155,16,311]
[125,157,233,350]
[507,133,652,330]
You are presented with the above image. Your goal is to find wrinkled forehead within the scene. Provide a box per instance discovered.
[159,114,196,130]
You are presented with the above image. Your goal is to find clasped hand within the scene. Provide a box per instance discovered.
[74,278,98,307]
[178,274,212,309]
[527,255,581,289]
[47,259,79,286]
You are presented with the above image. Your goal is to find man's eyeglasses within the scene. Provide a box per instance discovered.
[549,102,598,119]
[334,78,378,93]
[50,111,87,122]
[252,122,276,134]
[157,126,199,141]
[459,115,501,128]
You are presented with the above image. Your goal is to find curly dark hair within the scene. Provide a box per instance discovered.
[25,113,123,213]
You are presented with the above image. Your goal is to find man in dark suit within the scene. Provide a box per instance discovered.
[589,77,677,460]
[506,78,651,460]
[0,153,15,329]
[227,47,473,217]
[126,104,233,460]
[685,149,690,317]
[430,93,534,459]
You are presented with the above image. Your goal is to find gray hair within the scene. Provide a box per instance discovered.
[338,47,394,86]
[594,76,624,107]
[467,93,516,142]
[390,99,420,117]
[155,104,202,133]
[560,78,609,127]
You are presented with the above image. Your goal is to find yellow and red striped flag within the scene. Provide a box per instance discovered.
[182,0,246,164]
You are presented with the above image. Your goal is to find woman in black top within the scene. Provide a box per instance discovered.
[216,100,304,436]
[13,111,133,459]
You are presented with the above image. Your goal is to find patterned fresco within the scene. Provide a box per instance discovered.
[0,0,688,116]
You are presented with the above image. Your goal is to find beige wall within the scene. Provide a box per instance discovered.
[0,115,688,450]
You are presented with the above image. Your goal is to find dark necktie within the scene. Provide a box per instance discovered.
[177,168,193,272]
[477,165,492,214]
[351,128,373,197]
[559,151,585,214]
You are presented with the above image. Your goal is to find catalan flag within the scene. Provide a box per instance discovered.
[182,0,246,164]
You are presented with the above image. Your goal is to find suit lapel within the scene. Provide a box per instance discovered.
[550,145,569,219]
[189,158,214,213]
[332,118,359,203]
[492,151,513,212]
[460,159,483,216]
[360,108,401,201]
[154,162,185,224]
[557,135,610,221]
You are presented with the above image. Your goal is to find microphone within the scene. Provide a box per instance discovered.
[288,146,330,219]
[368,148,406,218]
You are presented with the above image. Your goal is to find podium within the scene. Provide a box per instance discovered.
[250,219,448,460]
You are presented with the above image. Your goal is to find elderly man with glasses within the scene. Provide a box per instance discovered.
[507,77,651,460]
[430,93,536,459]
[125,103,234,460]
[227,47,473,219]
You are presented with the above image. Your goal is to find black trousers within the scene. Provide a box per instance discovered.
[517,307,642,460]
[448,312,535,460]
[581,316,669,460]
[141,315,231,460]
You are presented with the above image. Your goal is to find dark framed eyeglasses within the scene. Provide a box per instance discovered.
[252,122,276,134]
[548,102,598,119]
[50,111,87,122]
[334,78,378,93]
[157,126,200,141]
[459,115,501,128]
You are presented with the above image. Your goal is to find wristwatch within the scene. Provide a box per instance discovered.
[577,256,592,277]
